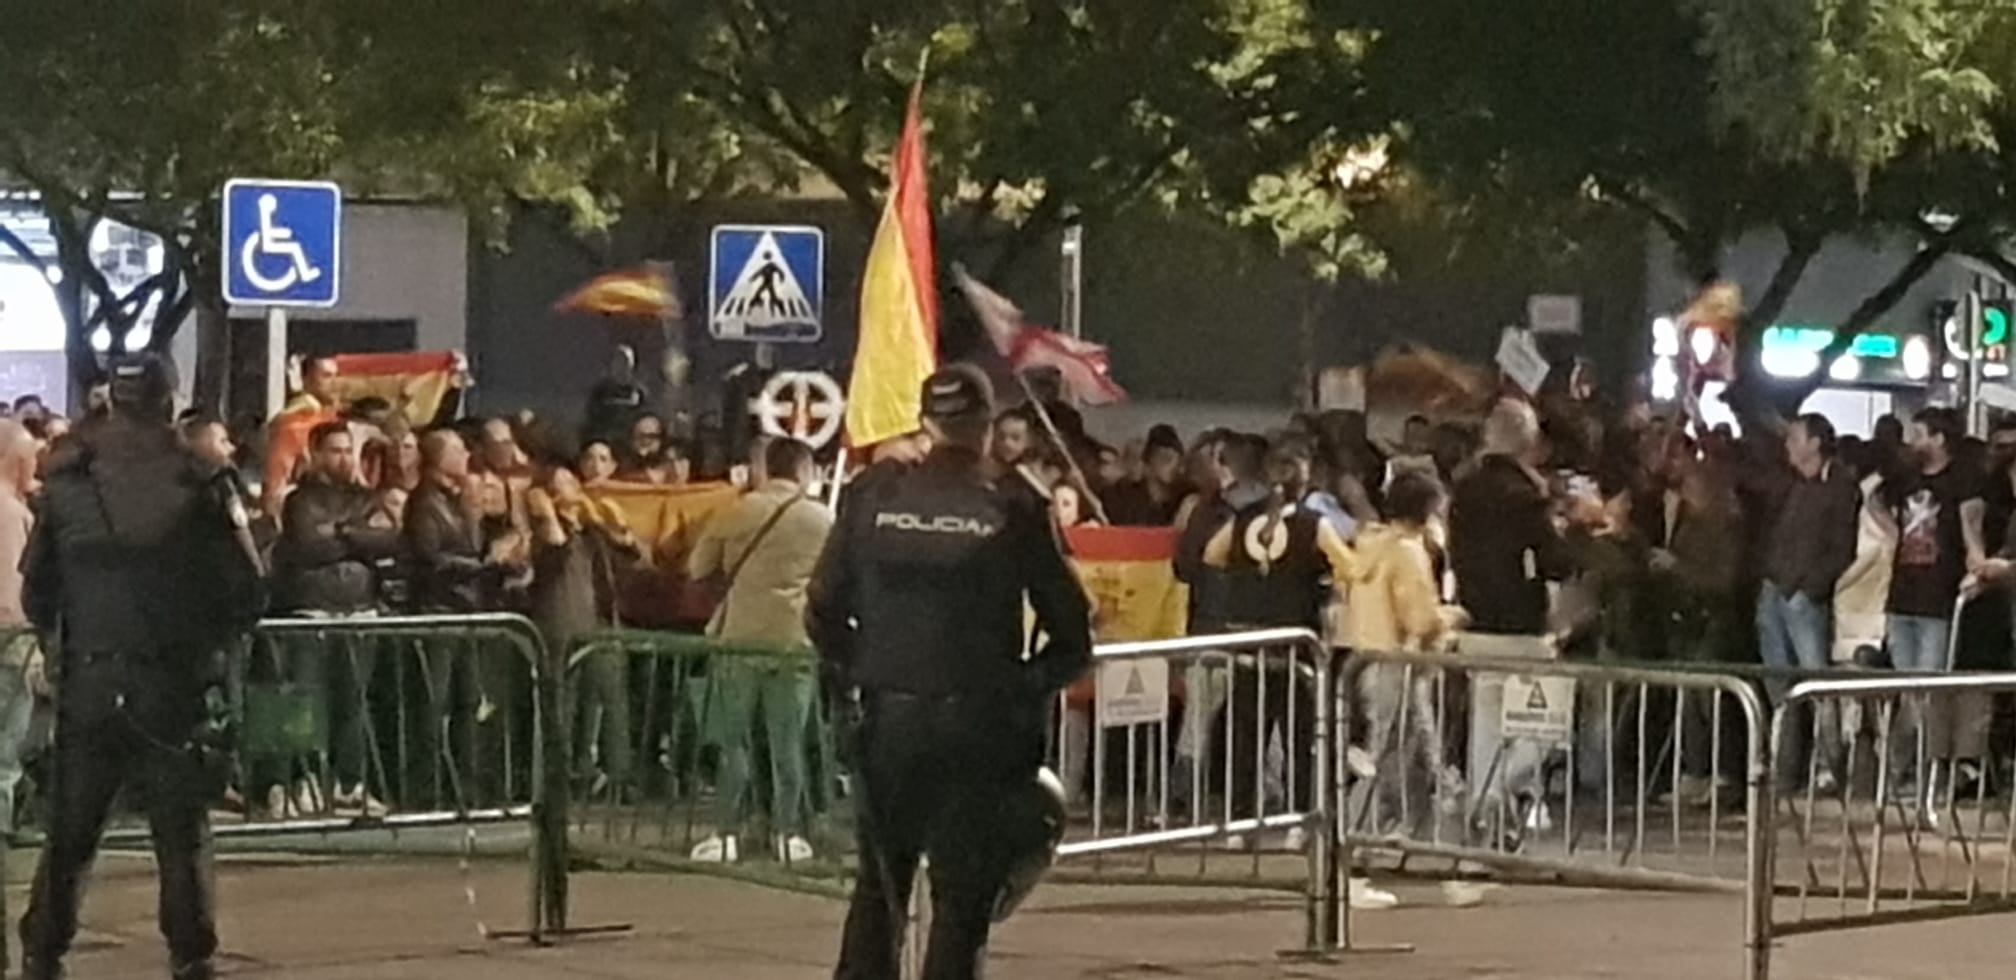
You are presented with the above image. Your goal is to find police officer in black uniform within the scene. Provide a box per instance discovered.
[809,365,1092,980]
[18,353,266,980]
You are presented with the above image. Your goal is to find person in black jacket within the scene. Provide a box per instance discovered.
[810,365,1091,980]
[272,421,402,815]
[1448,399,1587,826]
[18,353,265,980]
[1450,400,1579,637]
[403,429,521,806]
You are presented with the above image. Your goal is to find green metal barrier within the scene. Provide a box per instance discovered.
[563,629,852,896]
[11,614,568,941]
[242,613,573,941]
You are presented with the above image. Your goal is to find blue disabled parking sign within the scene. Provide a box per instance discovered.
[222,179,343,308]
[710,224,824,342]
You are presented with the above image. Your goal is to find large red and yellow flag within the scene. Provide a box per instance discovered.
[845,81,939,447]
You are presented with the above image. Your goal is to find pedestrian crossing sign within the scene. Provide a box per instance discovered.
[709,224,824,342]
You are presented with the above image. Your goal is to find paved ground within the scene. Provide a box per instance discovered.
[15,853,2015,979]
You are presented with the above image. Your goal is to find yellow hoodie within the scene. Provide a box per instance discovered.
[1341,523,1451,653]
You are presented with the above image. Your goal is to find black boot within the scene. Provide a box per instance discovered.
[19,953,65,980]
[170,960,214,980]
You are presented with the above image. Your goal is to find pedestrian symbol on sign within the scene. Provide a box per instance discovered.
[709,224,825,342]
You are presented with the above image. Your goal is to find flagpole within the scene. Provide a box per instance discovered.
[1014,372,1109,524]
[826,446,849,510]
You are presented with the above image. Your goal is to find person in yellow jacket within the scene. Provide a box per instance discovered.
[1341,471,1471,869]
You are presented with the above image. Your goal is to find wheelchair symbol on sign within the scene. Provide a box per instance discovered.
[238,194,325,293]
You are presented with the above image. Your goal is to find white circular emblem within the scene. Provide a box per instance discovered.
[749,370,845,448]
[1242,504,1297,565]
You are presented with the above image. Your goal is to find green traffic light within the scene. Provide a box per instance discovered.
[1986,306,2010,346]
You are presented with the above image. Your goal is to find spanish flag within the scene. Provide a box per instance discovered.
[845,80,939,448]
[1065,526,1189,642]
[1060,525,1189,713]
[554,265,684,320]
[331,351,461,426]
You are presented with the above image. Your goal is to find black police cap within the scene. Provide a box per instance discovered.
[106,351,177,413]
[920,364,994,422]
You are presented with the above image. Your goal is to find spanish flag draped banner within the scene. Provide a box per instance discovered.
[845,78,939,448]
[584,480,743,627]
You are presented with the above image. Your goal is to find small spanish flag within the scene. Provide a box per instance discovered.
[555,265,684,319]
[1065,526,1189,642]
[845,79,939,448]
[331,351,461,426]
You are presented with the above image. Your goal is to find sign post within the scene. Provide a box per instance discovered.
[221,179,343,418]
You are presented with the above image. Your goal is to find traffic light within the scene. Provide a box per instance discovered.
[1938,299,2013,378]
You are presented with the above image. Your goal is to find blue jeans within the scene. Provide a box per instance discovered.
[1759,586,1840,784]
[1886,613,1956,783]
[0,645,35,834]
[1757,586,1832,701]
[1886,614,1952,672]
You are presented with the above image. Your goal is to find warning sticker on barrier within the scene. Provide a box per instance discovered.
[1500,674,1576,743]
[1097,659,1170,728]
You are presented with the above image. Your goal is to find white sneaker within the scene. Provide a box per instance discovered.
[333,783,390,818]
[775,835,814,863]
[690,834,739,863]
[1522,799,1554,833]
[265,784,293,820]
[1345,745,1378,780]
[294,778,325,816]
[1349,878,1398,910]
[1440,880,1497,908]
[1222,834,1249,851]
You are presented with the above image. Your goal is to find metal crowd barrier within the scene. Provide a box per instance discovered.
[558,627,1348,956]
[102,614,565,941]
[1053,628,1343,957]
[1340,645,1769,899]
[1757,672,2016,980]
[560,629,849,894]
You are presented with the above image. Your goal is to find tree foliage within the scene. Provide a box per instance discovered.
[0,1,617,402]
[1329,0,2016,409]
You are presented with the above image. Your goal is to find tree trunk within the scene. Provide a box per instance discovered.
[191,298,231,417]
[1297,284,1331,410]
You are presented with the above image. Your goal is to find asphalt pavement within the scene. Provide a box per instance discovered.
[18,854,2014,979]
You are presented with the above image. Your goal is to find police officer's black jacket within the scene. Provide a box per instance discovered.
[21,419,265,666]
[807,448,1093,699]
[275,474,401,613]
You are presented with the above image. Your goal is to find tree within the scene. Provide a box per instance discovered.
[0,1,619,408]
[598,0,1340,281]
[1328,0,2016,412]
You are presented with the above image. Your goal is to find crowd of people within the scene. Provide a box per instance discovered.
[6,356,2016,880]
[1008,386,2016,838]
[0,357,842,866]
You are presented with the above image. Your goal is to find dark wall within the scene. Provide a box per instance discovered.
[467,200,1648,431]
[467,200,871,434]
